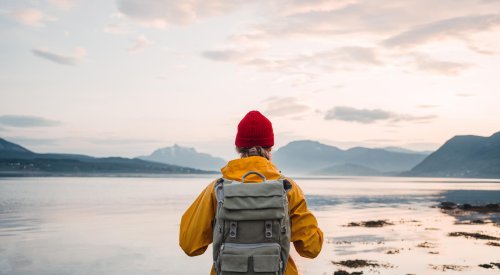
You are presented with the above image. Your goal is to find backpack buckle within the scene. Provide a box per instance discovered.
[229,221,237,238]
[265,220,273,238]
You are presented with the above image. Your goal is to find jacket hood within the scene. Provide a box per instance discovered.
[220,156,281,182]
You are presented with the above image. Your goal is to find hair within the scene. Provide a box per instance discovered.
[236,146,272,160]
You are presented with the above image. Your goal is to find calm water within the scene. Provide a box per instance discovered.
[0,176,499,275]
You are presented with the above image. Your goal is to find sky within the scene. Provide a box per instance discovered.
[0,0,499,160]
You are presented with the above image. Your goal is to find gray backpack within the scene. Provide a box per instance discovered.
[213,171,292,275]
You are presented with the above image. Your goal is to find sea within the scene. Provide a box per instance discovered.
[0,176,499,275]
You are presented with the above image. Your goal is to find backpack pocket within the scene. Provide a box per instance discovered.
[253,255,280,273]
[219,243,282,275]
[220,183,286,221]
[221,254,248,273]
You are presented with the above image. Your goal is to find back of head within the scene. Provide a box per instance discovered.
[235,111,274,159]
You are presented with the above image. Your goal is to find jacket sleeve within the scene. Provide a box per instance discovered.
[287,178,324,258]
[179,181,216,256]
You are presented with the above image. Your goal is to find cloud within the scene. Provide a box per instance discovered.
[194,1,500,77]
[104,13,136,34]
[383,14,500,48]
[202,48,257,62]
[11,8,56,27]
[128,35,153,53]
[263,97,311,117]
[325,106,392,123]
[0,115,61,127]
[324,106,436,124]
[233,1,500,40]
[32,47,86,65]
[274,0,357,17]
[203,46,381,72]
[464,39,498,55]
[116,0,248,28]
[411,54,472,75]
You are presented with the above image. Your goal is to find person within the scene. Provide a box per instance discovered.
[179,110,323,275]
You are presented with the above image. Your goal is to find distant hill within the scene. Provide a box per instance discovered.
[0,138,36,158]
[313,163,382,176]
[0,138,210,176]
[137,144,226,171]
[403,132,500,178]
[273,140,429,175]
[272,140,344,174]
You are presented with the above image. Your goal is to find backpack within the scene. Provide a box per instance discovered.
[213,171,292,275]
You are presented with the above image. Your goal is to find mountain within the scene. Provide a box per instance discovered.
[403,132,500,178]
[0,138,36,158]
[0,138,210,176]
[273,140,429,175]
[137,144,226,171]
[313,163,382,176]
[0,138,96,161]
[342,147,428,173]
[272,140,344,174]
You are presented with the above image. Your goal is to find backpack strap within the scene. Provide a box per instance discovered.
[279,175,293,192]
[214,178,226,235]
[214,178,226,203]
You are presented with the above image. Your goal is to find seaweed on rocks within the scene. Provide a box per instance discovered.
[429,264,469,271]
[345,220,394,227]
[448,232,499,240]
[334,270,363,275]
[478,263,500,269]
[332,260,379,268]
[417,242,437,248]
[332,259,393,268]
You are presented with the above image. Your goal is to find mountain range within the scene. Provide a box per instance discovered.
[0,138,209,176]
[1,131,499,178]
[272,140,429,176]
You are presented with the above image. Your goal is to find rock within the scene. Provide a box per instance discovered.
[448,232,500,240]
[461,203,472,210]
[345,220,394,227]
[334,271,363,275]
[439,201,457,209]
[332,260,379,268]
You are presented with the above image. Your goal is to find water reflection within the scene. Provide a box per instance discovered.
[306,194,439,210]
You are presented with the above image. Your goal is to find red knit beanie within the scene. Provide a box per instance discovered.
[235,111,274,148]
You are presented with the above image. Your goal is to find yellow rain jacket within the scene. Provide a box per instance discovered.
[179,156,324,275]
